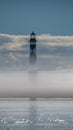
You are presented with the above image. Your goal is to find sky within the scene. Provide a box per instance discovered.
[0,0,73,35]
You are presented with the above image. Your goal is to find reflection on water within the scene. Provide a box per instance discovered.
[29,100,37,130]
[0,99,73,130]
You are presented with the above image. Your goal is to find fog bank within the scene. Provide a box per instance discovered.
[0,71,73,98]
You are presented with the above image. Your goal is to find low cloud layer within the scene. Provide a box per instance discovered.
[0,34,29,51]
[0,33,73,50]
[38,34,73,46]
[0,33,73,71]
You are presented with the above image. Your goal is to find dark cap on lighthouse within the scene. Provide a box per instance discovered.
[30,32,36,52]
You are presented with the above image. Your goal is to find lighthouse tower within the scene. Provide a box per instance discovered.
[29,32,37,72]
[30,32,36,52]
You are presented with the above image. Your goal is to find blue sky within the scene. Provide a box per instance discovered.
[0,0,73,35]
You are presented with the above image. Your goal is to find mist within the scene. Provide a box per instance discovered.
[0,71,73,98]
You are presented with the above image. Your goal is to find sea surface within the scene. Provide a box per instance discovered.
[0,99,73,130]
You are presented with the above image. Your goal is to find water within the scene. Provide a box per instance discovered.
[0,99,73,130]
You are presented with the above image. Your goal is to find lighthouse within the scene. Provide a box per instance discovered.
[30,32,36,52]
[29,32,37,72]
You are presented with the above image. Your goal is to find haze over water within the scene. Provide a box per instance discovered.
[0,35,73,98]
